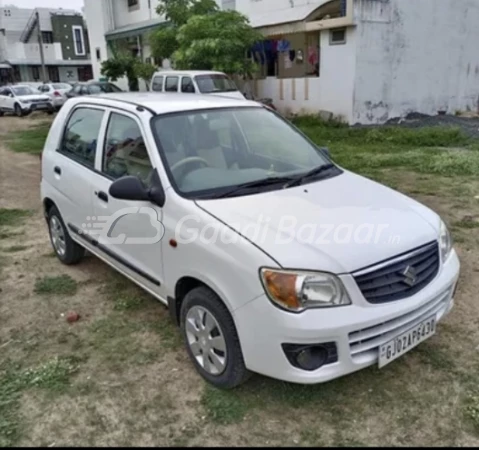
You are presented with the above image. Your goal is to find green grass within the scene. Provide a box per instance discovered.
[0,356,79,446]
[465,392,479,434]
[0,209,32,228]
[2,245,27,253]
[34,274,78,296]
[201,384,249,425]
[292,116,479,177]
[453,218,479,229]
[5,122,51,155]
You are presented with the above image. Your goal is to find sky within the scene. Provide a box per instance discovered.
[4,0,83,11]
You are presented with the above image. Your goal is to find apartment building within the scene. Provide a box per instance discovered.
[84,0,479,124]
[0,5,93,84]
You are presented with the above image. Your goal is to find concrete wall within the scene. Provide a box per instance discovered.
[84,0,112,80]
[256,26,356,121]
[353,0,479,124]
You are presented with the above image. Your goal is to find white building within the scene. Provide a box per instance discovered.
[0,4,93,84]
[84,0,479,124]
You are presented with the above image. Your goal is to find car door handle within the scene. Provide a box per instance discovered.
[54,166,61,175]
[96,191,109,203]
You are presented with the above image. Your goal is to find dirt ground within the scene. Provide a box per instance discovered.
[1,115,479,447]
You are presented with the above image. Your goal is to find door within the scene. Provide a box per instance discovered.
[91,110,165,293]
[52,106,107,235]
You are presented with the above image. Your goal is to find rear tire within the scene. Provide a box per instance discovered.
[180,286,251,389]
[47,205,85,265]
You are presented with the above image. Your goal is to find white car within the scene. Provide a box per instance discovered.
[150,70,246,100]
[36,83,72,110]
[40,93,460,389]
[0,85,54,117]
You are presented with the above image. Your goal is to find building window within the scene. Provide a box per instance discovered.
[96,47,101,61]
[330,28,347,45]
[42,31,54,44]
[128,0,140,11]
[72,25,86,56]
[4,9,11,17]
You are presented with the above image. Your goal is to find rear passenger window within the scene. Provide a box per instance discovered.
[181,77,195,93]
[59,108,104,168]
[165,76,179,92]
[152,76,163,92]
[103,113,154,186]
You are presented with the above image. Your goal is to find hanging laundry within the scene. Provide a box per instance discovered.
[308,46,319,66]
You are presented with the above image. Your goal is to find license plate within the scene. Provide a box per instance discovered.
[379,315,436,368]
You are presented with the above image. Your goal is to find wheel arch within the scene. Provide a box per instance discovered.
[169,276,232,327]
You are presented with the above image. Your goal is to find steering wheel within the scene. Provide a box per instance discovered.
[171,157,210,182]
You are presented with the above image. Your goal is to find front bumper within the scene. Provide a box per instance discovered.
[234,249,460,384]
[21,102,53,112]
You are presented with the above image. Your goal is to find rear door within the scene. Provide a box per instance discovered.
[90,109,165,294]
[51,105,107,234]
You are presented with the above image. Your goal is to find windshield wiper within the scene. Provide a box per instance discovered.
[211,176,296,199]
[284,164,337,188]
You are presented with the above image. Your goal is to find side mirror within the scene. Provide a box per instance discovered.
[110,176,150,201]
[109,171,166,208]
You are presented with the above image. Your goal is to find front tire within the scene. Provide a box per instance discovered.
[47,205,85,265]
[14,103,24,117]
[180,286,251,389]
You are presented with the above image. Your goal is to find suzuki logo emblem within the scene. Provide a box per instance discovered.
[401,265,417,287]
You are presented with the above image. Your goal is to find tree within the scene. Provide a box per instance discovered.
[100,53,139,92]
[134,61,156,90]
[174,10,262,77]
[149,0,218,63]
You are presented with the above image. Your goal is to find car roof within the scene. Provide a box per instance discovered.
[73,92,260,115]
[152,70,226,77]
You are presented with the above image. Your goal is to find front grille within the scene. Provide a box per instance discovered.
[348,287,452,360]
[353,242,440,304]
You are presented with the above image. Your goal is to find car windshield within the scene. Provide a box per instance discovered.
[194,74,238,93]
[89,83,122,94]
[12,86,34,96]
[53,83,69,90]
[151,107,338,198]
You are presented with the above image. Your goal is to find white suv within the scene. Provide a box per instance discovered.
[41,93,460,389]
[0,84,54,117]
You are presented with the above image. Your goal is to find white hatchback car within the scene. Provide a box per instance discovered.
[0,84,54,117]
[36,83,73,110]
[41,93,460,389]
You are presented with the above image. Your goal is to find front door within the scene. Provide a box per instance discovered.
[91,109,165,295]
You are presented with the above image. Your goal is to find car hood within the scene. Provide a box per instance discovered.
[196,170,441,274]
[19,94,50,102]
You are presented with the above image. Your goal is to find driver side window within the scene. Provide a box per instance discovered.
[102,113,154,186]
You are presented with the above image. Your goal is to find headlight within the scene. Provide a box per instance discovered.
[439,220,452,262]
[19,99,30,104]
[260,268,351,313]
